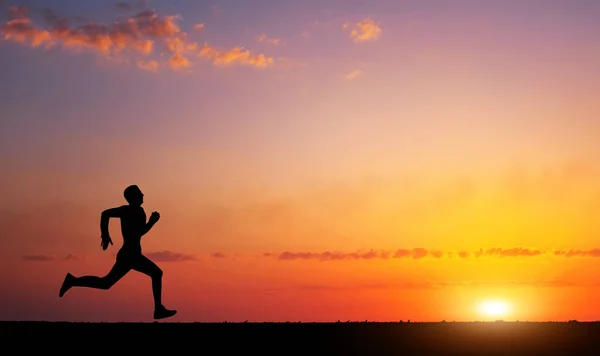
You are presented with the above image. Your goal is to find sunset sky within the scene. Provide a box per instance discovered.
[2,0,600,323]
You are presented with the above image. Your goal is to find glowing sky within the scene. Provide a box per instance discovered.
[2,0,600,322]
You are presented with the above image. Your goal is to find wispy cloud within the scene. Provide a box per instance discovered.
[261,247,556,261]
[211,5,222,16]
[343,18,382,42]
[145,250,197,262]
[0,4,280,72]
[62,253,84,261]
[22,253,84,262]
[198,43,274,68]
[554,249,600,257]
[22,254,54,262]
[0,6,178,57]
[345,69,362,80]
[298,279,585,291]
[115,2,132,11]
[137,58,158,72]
[256,33,281,46]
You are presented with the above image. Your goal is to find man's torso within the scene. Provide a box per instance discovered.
[119,205,146,252]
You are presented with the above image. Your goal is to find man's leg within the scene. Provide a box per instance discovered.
[131,255,176,319]
[59,260,131,297]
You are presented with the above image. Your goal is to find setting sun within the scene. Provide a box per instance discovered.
[477,300,512,319]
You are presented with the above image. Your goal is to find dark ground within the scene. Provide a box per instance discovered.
[2,321,600,354]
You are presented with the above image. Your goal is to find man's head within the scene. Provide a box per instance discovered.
[124,185,144,206]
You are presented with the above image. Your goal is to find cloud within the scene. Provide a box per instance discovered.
[115,2,132,11]
[193,23,204,31]
[22,253,83,261]
[278,250,384,261]
[264,247,549,261]
[0,5,287,73]
[298,279,584,291]
[131,39,153,54]
[276,57,308,69]
[343,18,382,42]
[458,251,470,258]
[7,5,28,20]
[256,33,281,46]
[198,43,274,68]
[62,253,84,261]
[145,250,197,262]
[211,5,222,16]
[210,252,226,258]
[554,249,600,257]
[163,35,197,71]
[169,52,192,70]
[0,6,180,57]
[473,247,542,257]
[22,254,54,261]
[137,58,158,72]
[345,69,362,80]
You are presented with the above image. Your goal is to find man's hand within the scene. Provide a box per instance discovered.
[149,211,160,224]
[101,234,113,251]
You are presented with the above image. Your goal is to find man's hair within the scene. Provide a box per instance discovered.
[124,185,140,203]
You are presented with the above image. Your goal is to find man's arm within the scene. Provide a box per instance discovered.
[100,206,123,237]
[141,211,160,236]
[141,221,156,236]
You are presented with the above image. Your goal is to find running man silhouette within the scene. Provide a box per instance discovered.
[59,185,177,320]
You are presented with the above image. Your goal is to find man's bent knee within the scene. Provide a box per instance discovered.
[153,268,163,279]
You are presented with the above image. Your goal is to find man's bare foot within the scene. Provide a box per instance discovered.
[59,273,75,297]
[154,305,177,320]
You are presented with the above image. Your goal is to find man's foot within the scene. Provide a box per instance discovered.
[154,305,177,320]
[59,273,75,297]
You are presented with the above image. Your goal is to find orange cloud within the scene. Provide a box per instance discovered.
[63,253,85,261]
[198,43,275,68]
[256,33,281,46]
[137,59,158,72]
[299,279,584,291]
[169,53,192,70]
[1,5,287,73]
[22,254,54,262]
[0,6,180,69]
[473,247,543,257]
[278,250,383,261]
[145,250,197,262]
[554,249,600,257]
[345,69,362,80]
[165,36,197,53]
[132,10,181,37]
[131,39,153,54]
[343,18,382,42]
[22,253,84,261]
[264,247,549,261]
[1,17,53,47]
[193,23,204,31]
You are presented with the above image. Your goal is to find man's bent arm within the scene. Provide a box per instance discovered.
[101,206,123,236]
[141,220,156,237]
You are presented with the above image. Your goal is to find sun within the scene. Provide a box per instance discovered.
[477,300,512,318]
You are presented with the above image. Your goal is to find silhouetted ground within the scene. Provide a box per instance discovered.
[2,321,600,354]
